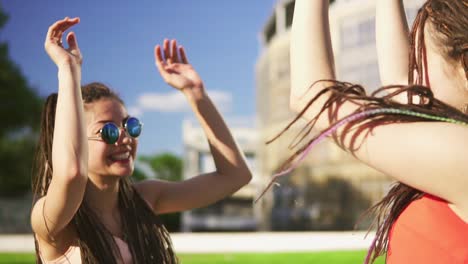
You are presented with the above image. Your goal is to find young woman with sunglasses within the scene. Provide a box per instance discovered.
[31,17,252,264]
[273,0,468,263]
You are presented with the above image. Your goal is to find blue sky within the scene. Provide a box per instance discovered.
[2,0,277,156]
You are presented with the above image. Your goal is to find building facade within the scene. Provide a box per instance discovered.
[181,119,260,231]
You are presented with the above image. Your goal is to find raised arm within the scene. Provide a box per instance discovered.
[290,0,334,106]
[288,1,468,216]
[31,17,88,242]
[289,0,360,129]
[135,39,251,214]
[376,0,410,85]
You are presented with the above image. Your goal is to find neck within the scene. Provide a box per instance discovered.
[85,174,121,215]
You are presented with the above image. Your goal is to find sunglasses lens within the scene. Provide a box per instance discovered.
[126,117,142,138]
[101,123,120,144]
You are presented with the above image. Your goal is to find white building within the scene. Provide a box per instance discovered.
[181,119,260,231]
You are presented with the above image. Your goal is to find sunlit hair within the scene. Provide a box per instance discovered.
[32,82,178,263]
[265,1,468,263]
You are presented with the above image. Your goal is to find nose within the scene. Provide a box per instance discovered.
[115,127,132,145]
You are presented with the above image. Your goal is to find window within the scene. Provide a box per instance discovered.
[358,17,375,46]
[265,15,277,44]
[341,17,375,50]
[285,1,295,29]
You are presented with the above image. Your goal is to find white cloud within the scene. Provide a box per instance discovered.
[205,90,232,113]
[224,115,257,127]
[139,92,189,112]
[130,90,232,114]
[184,115,257,128]
[127,106,143,117]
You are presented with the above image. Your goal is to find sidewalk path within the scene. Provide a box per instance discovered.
[0,232,374,253]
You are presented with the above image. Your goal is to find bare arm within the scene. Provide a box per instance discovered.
[376,0,410,85]
[289,1,468,212]
[290,0,335,102]
[31,17,87,242]
[290,0,360,128]
[135,39,251,214]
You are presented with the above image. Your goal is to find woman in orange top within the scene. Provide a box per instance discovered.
[278,0,468,263]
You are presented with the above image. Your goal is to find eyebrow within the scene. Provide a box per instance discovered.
[95,119,114,124]
[93,115,130,125]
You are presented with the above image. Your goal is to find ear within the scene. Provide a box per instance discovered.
[459,52,468,93]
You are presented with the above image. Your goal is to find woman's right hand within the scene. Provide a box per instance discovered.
[44,17,82,69]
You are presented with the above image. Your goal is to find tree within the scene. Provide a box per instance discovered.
[0,5,42,197]
[140,153,182,182]
[139,153,183,232]
[131,166,148,182]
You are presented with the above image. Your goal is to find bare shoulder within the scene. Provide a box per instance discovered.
[133,179,166,195]
[132,179,168,210]
[31,196,49,240]
[33,211,77,262]
[31,197,77,240]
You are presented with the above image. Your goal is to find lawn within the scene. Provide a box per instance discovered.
[0,251,384,263]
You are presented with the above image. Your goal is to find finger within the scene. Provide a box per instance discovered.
[50,17,75,38]
[46,18,67,44]
[163,39,171,64]
[66,31,79,52]
[179,46,189,64]
[56,17,80,39]
[170,39,179,63]
[154,45,165,65]
[54,17,71,33]
[46,17,79,45]
[154,45,169,78]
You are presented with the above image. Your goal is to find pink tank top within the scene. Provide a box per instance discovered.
[40,236,133,264]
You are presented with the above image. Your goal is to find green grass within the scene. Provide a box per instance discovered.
[0,251,385,264]
[0,253,35,264]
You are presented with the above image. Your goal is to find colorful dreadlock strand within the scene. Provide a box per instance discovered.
[254,108,468,203]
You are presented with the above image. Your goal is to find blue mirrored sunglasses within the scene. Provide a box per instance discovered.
[89,117,143,144]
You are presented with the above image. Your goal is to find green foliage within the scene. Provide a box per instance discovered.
[0,6,42,197]
[140,153,182,182]
[139,153,184,232]
[0,4,7,29]
[131,167,148,182]
[159,211,181,233]
[0,137,36,196]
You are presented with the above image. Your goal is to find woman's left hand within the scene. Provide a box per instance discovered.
[154,39,205,99]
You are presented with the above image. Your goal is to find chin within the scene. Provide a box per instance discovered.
[109,161,134,177]
[114,166,134,177]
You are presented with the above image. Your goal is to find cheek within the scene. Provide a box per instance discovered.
[87,142,109,167]
[426,53,450,96]
[132,140,139,157]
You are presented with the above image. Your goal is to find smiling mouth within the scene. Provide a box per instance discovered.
[110,152,131,162]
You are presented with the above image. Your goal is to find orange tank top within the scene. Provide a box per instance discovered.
[387,195,468,263]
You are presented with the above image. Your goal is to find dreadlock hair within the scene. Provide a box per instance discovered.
[265,1,468,263]
[32,82,178,263]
